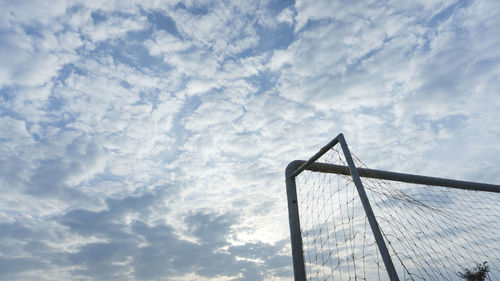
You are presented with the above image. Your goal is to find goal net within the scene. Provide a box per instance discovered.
[286,134,500,281]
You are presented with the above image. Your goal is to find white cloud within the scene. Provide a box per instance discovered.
[277,8,294,25]
[145,30,191,56]
[0,117,34,148]
[0,0,68,26]
[185,101,243,131]
[83,15,150,43]
[268,49,292,71]
[166,0,260,56]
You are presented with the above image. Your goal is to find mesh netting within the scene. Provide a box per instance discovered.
[294,145,500,281]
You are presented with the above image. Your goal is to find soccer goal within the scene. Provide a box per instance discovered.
[285,133,500,281]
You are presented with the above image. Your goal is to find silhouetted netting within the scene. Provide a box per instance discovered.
[294,145,500,281]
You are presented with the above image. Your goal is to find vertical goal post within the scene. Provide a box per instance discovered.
[285,133,500,281]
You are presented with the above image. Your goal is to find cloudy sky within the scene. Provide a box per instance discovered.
[0,0,499,280]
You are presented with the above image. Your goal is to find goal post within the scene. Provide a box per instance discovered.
[285,133,500,281]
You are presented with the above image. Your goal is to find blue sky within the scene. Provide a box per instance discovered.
[0,0,499,280]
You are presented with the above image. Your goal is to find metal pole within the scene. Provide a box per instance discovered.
[337,134,401,281]
[286,160,307,281]
[290,136,340,178]
[303,162,500,193]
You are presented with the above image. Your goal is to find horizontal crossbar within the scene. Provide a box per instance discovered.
[292,160,500,193]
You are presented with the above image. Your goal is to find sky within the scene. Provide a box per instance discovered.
[0,0,499,280]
